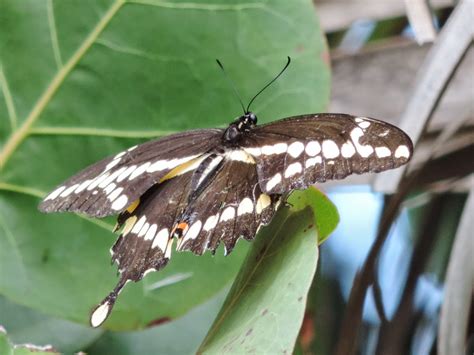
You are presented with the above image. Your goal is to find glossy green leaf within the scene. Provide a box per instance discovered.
[289,187,340,243]
[0,0,329,330]
[0,295,102,353]
[198,190,326,353]
[0,330,9,355]
[87,288,228,355]
[0,327,60,355]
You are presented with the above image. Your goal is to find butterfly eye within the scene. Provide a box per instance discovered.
[249,112,257,125]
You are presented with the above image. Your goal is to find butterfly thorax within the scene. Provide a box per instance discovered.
[223,112,258,145]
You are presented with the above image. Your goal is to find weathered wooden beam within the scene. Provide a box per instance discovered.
[316,0,455,32]
[373,0,474,193]
[323,40,473,188]
[330,41,474,133]
[404,0,437,44]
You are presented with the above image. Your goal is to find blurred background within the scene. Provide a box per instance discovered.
[0,0,472,354]
[300,0,474,354]
[304,1,473,354]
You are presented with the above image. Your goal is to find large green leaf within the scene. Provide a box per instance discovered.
[87,288,228,355]
[0,327,60,355]
[0,0,329,330]
[198,188,334,354]
[0,295,102,353]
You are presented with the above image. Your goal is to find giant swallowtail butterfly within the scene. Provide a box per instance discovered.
[38,58,413,327]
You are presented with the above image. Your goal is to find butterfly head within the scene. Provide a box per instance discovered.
[238,112,258,129]
[218,57,291,145]
[223,112,257,143]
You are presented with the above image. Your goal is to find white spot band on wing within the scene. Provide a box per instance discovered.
[237,197,254,216]
[220,206,236,222]
[284,162,302,178]
[131,216,146,234]
[266,173,282,191]
[350,127,374,158]
[305,156,322,168]
[152,228,169,252]
[375,146,391,158]
[226,150,255,164]
[305,141,321,157]
[203,214,219,231]
[322,140,340,159]
[111,195,129,211]
[45,186,66,200]
[288,142,305,158]
[341,142,356,158]
[394,145,410,158]
[181,221,202,245]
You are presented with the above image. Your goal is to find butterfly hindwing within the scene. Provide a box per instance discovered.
[39,129,223,217]
[90,170,199,327]
[242,114,413,193]
[111,171,194,283]
[174,159,278,256]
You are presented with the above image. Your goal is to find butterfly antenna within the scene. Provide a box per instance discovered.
[216,59,247,114]
[246,56,291,113]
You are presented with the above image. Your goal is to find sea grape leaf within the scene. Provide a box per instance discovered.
[0,326,60,355]
[290,187,340,244]
[86,288,228,355]
[0,0,329,330]
[198,188,337,353]
[0,295,102,353]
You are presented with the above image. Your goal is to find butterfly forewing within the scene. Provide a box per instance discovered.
[39,129,223,217]
[242,114,413,194]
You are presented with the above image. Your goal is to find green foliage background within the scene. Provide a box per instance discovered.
[0,0,334,352]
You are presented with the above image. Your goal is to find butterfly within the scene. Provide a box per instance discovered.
[38,58,413,327]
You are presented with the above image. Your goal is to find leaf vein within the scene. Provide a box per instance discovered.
[0,0,124,170]
[30,126,176,138]
[96,38,192,65]
[126,0,264,11]
[47,0,63,69]
[0,63,18,132]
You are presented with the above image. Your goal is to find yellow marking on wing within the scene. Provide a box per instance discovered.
[126,198,140,213]
[159,156,205,183]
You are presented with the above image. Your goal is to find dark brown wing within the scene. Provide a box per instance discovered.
[175,158,279,256]
[39,129,223,217]
[90,155,280,327]
[90,170,194,327]
[241,114,413,194]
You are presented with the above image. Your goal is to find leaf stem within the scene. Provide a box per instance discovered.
[0,0,124,170]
